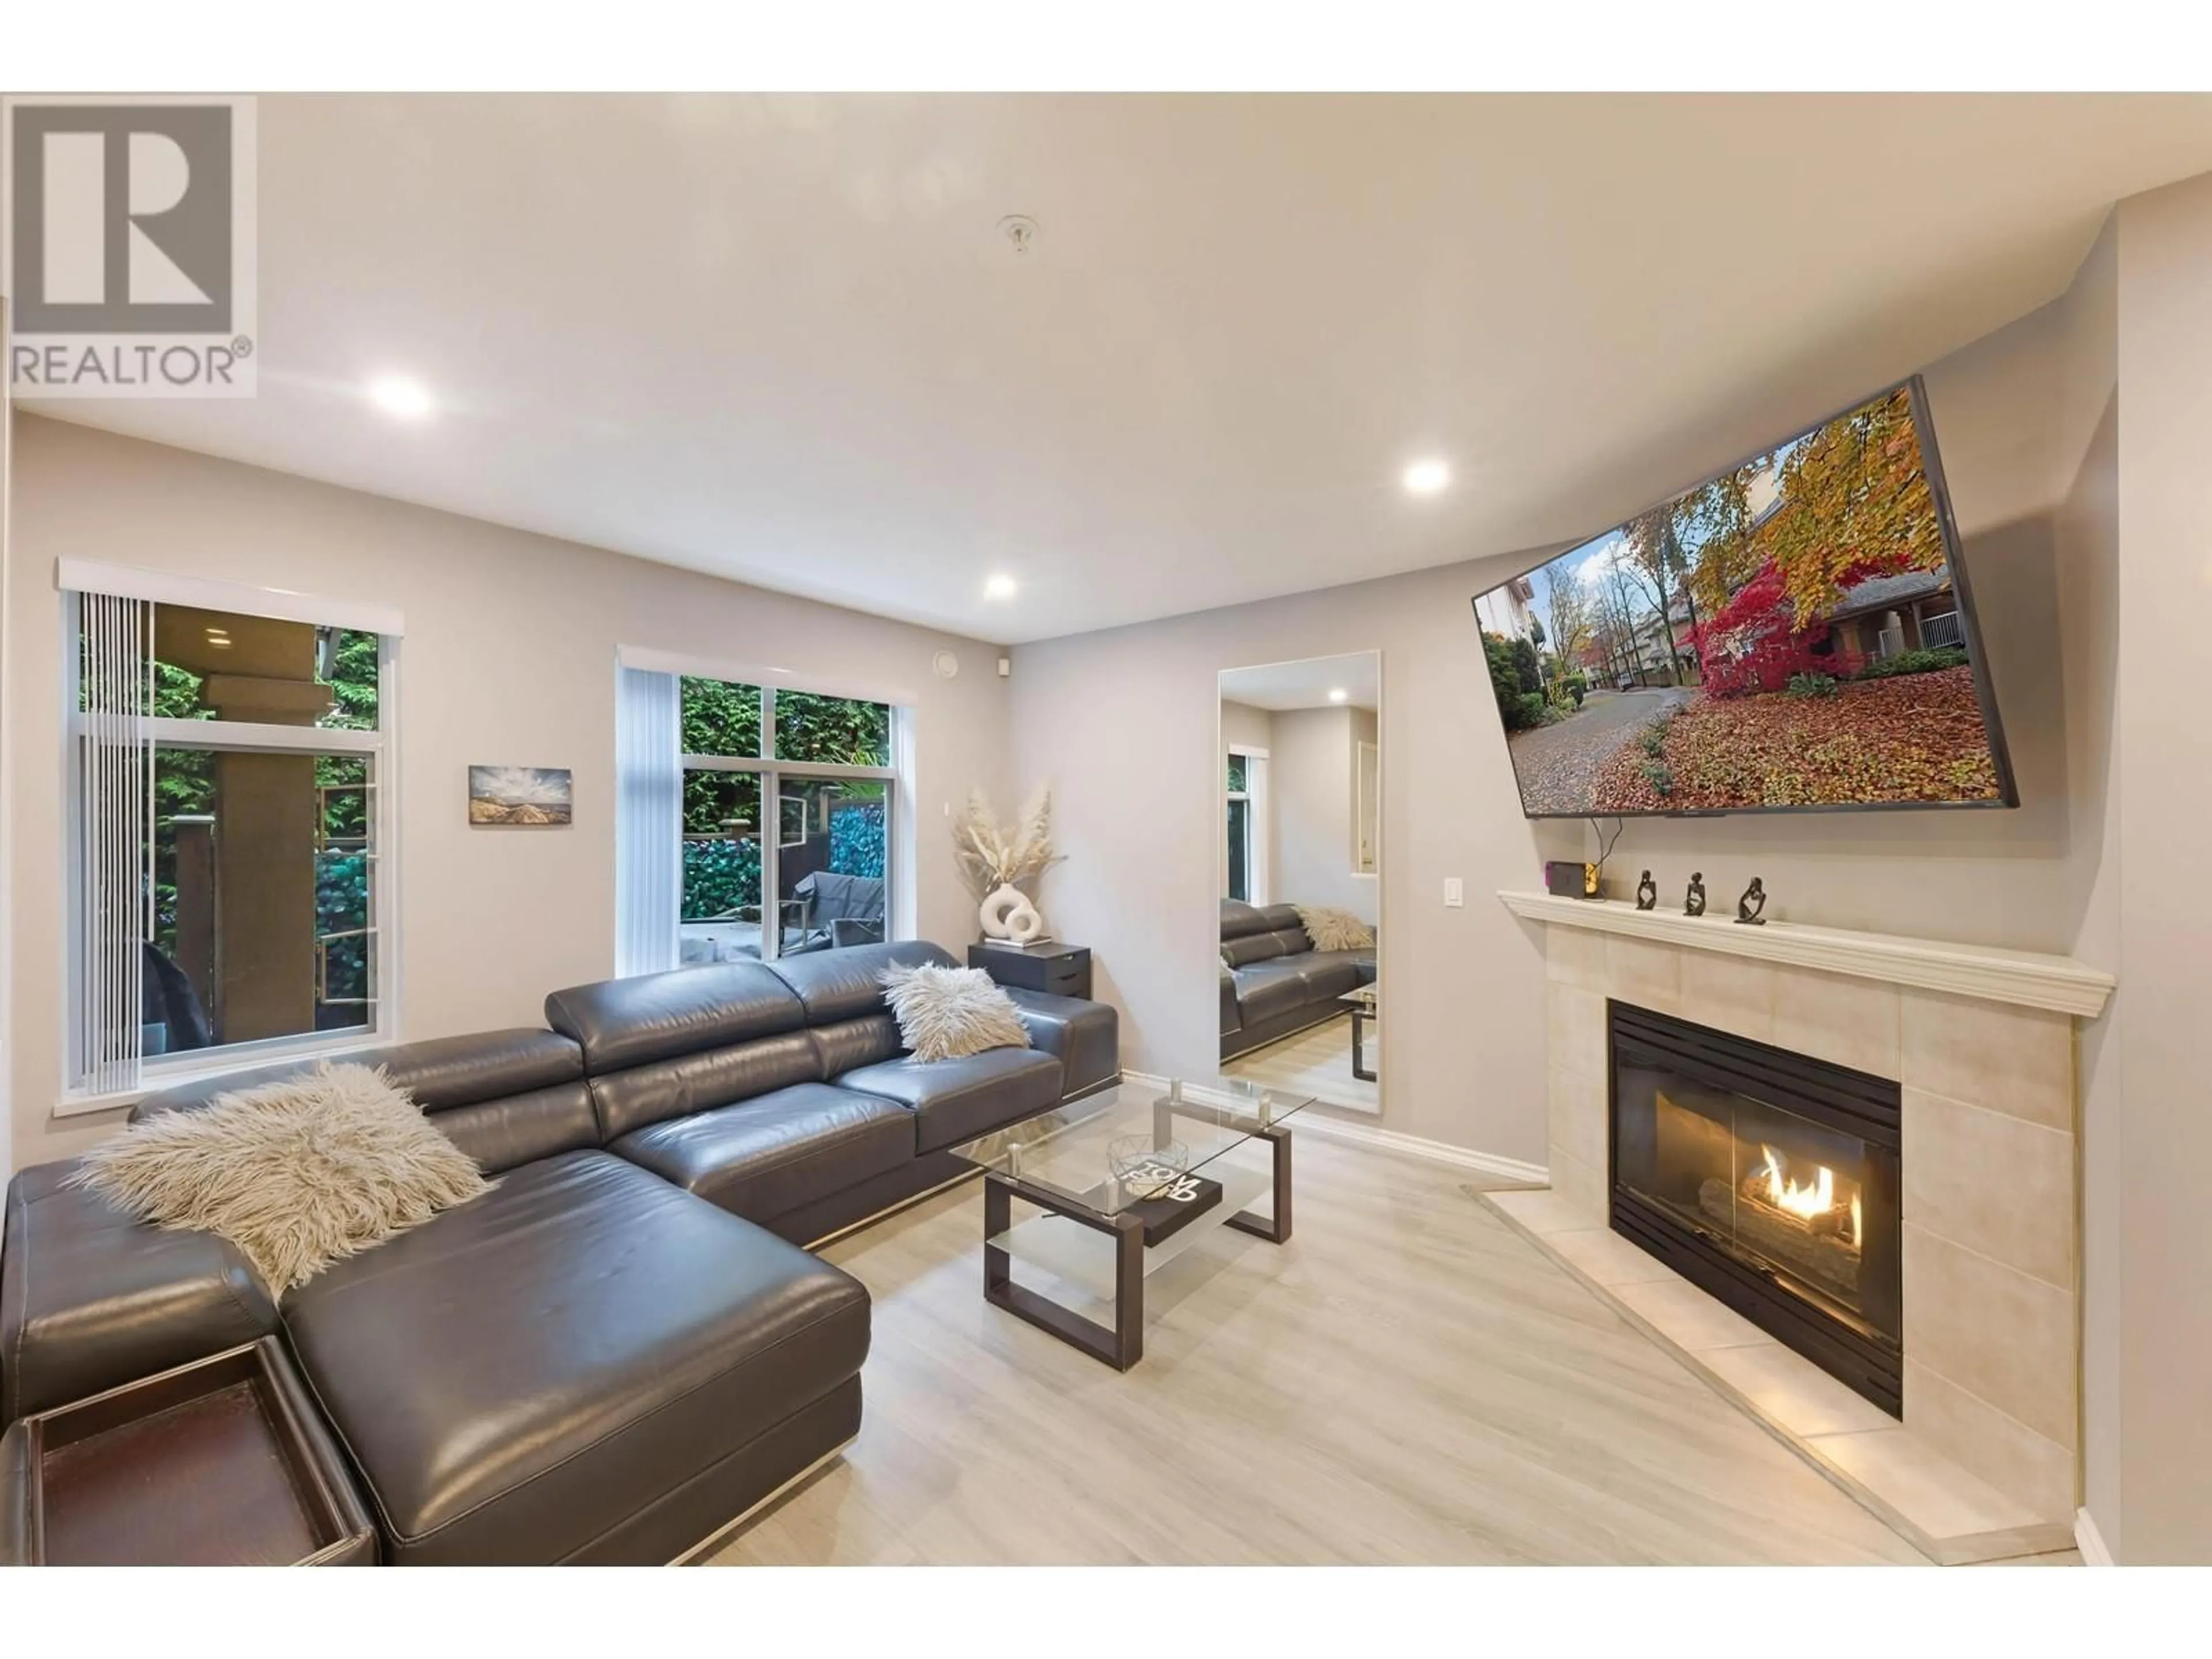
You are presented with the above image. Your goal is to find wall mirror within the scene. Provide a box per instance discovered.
[1215,651,1381,1115]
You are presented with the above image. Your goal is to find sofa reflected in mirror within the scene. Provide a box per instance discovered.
[1218,900,1377,1062]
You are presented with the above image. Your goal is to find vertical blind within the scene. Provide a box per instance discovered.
[74,592,153,1096]
[614,666,680,979]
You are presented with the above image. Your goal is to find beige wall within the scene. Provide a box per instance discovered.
[1219,699,1273,754]
[2051,218,2126,1557]
[1009,293,2106,1164]
[5,416,1010,1172]
[2109,171,2212,1565]
[1270,705,1378,925]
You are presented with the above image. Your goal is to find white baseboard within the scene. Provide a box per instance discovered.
[1297,1113,1550,1184]
[1123,1071,1548,1185]
[2074,1506,2114,1566]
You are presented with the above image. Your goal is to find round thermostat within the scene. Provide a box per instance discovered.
[933,650,960,680]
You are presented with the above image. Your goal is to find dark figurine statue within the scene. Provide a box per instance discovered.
[1684,872,1706,917]
[1735,876,1768,926]
[1635,870,1657,911]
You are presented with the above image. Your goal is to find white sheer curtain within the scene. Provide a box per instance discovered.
[614,666,681,978]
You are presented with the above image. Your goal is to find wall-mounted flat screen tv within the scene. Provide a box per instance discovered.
[1473,375,2017,819]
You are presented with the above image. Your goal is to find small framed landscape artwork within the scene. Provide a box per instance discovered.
[468,765,573,826]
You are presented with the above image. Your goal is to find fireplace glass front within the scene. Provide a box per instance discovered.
[1609,1002,1902,1414]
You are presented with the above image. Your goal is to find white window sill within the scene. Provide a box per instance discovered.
[54,1032,395,1120]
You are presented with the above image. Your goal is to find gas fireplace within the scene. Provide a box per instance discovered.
[1608,1002,1903,1415]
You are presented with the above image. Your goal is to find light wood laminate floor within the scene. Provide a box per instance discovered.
[711,1135,1955,1565]
[1222,1011,1380,1113]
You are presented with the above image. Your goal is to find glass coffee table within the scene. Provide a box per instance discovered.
[949,1078,1314,1370]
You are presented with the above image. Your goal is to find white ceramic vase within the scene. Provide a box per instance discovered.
[978,882,1047,945]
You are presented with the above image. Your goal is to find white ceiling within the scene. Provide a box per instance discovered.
[27,94,2212,644]
[1222,652,1380,712]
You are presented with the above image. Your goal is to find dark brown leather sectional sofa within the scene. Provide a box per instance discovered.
[0,940,1116,1565]
[1218,900,1376,1062]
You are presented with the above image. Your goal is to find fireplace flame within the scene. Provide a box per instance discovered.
[1758,1143,1834,1221]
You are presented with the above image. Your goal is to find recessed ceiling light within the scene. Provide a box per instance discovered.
[983,574,1018,601]
[1402,459,1450,495]
[368,376,434,420]
[1327,687,1349,703]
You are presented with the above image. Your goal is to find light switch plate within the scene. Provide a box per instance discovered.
[1444,877,1464,908]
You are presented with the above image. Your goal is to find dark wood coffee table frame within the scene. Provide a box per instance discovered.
[982,1112,1293,1372]
[1342,992,1377,1082]
[1350,1006,1375,1081]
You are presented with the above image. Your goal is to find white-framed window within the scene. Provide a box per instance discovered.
[58,560,403,1110]
[1225,744,1268,905]
[615,653,908,974]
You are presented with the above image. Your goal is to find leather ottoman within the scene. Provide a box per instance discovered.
[281,1150,869,1565]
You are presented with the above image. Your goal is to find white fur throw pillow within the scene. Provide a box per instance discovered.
[881,964,1033,1062]
[65,1063,494,1293]
[1297,904,1375,952]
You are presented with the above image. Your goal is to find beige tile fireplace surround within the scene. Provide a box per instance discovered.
[1492,892,2114,1566]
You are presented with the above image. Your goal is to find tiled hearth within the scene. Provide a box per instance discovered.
[1490,892,2115,1566]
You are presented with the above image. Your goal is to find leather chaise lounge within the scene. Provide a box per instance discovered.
[1218,900,1376,1062]
[0,940,1117,1565]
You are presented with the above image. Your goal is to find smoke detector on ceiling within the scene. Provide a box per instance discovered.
[997,214,1039,255]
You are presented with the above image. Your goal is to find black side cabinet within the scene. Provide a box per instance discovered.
[967,941,1092,1001]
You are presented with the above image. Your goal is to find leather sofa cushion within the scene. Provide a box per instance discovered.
[1001,989,1119,1097]
[2,1161,280,1423]
[808,1012,903,1077]
[131,1028,584,1124]
[1219,933,1287,968]
[609,1084,914,1224]
[1297,956,1361,1002]
[127,1030,596,1176]
[1305,947,1377,988]
[1219,966,1243,1036]
[1222,927,1317,968]
[586,1030,823,1142]
[1219,899,1272,941]
[425,1082,601,1175]
[763,940,953,1025]
[545,964,804,1073]
[1220,899,1304,942]
[365,1029,585,1110]
[838,1048,1065,1154]
[282,1150,870,1566]
[1232,960,1312,1025]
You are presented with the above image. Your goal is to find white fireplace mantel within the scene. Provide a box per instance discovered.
[1499,891,2114,1019]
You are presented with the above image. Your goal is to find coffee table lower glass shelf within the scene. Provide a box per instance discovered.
[949,1078,1314,1369]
